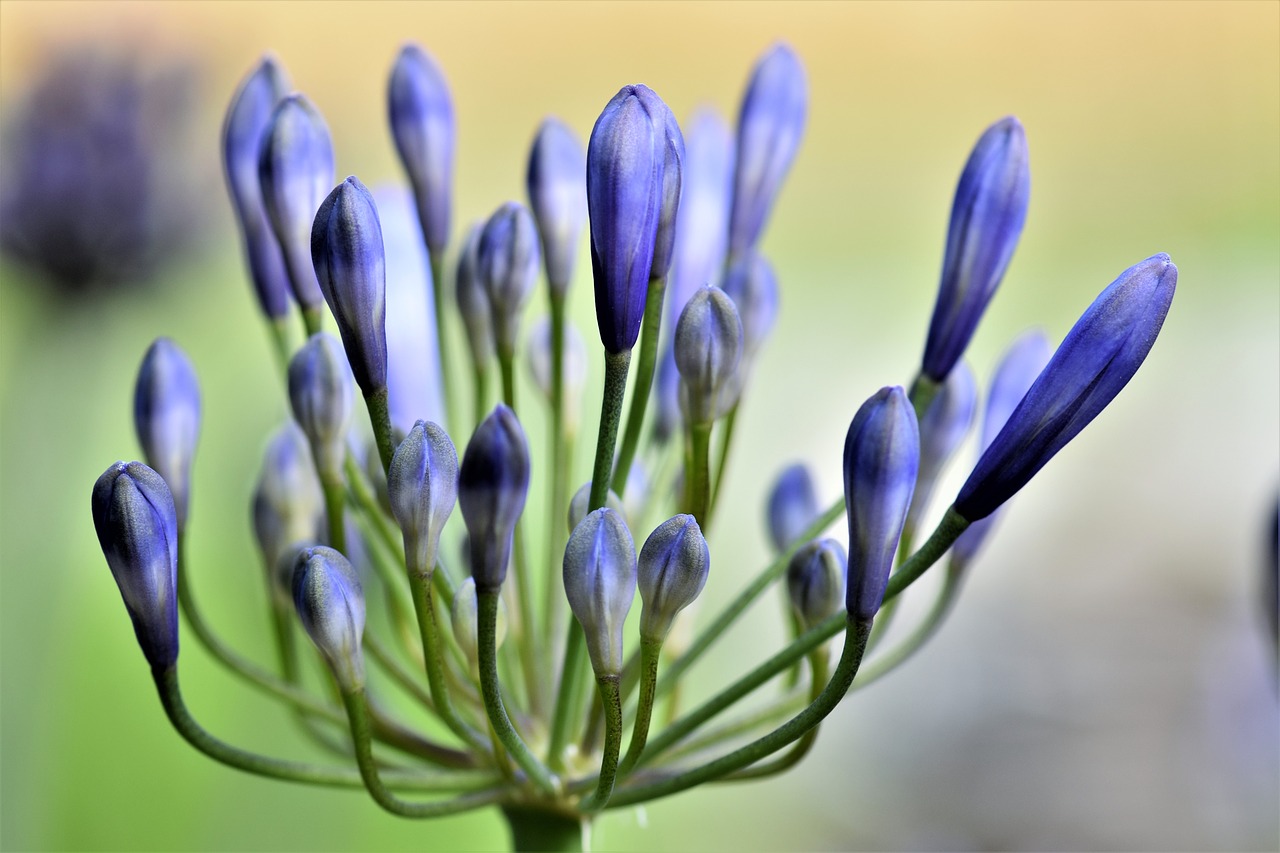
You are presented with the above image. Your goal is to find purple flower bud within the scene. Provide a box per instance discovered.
[563,508,637,676]
[955,254,1176,522]
[252,423,324,580]
[287,333,354,476]
[766,463,819,554]
[844,387,919,620]
[637,514,709,643]
[648,96,685,282]
[728,43,807,257]
[92,461,179,669]
[455,223,494,371]
[258,94,335,310]
[787,538,846,631]
[222,56,292,319]
[905,362,977,531]
[526,117,586,295]
[478,202,540,357]
[388,43,455,259]
[133,338,201,529]
[292,545,366,691]
[921,117,1031,382]
[527,315,587,429]
[674,285,743,425]
[388,420,458,577]
[311,176,388,395]
[459,405,530,591]
[668,107,735,326]
[568,481,626,533]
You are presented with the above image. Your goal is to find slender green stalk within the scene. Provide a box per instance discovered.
[882,507,968,599]
[705,403,739,526]
[663,692,805,763]
[617,638,662,776]
[547,623,586,771]
[723,647,829,781]
[302,304,325,339]
[472,362,490,432]
[511,523,545,716]
[578,675,623,812]
[684,421,713,526]
[851,562,962,691]
[866,521,915,653]
[267,316,293,377]
[430,254,461,443]
[320,472,346,554]
[908,372,940,422]
[499,350,518,411]
[364,386,396,475]
[612,275,666,490]
[542,292,571,648]
[588,350,632,510]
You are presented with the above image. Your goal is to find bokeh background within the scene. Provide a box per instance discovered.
[1,2,1277,851]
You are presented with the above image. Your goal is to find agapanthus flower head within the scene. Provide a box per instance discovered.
[287,333,355,476]
[527,316,588,430]
[921,116,1031,383]
[133,337,201,529]
[527,117,587,295]
[674,284,744,425]
[637,514,710,644]
[786,538,846,630]
[906,361,977,531]
[455,222,494,371]
[844,386,919,620]
[459,405,531,592]
[668,106,735,324]
[252,422,324,584]
[563,508,637,677]
[92,461,179,669]
[312,176,388,396]
[222,56,292,319]
[258,94,334,311]
[387,420,458,577]
[767,462,819,554]
[478,201,541,357]
[388,43,455,260]
[955,253,1176,522]
[728,42,807,258]
[292,545,366,692]
[450,577,508,672]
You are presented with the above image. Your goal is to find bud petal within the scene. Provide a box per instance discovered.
[478,201,540,356]
[527,117,587,295]
[253,423,324,577]
[637,514,709,643]
[668,106,735,325]
[906,362,977,530]
[455,222,494,371]
[568,481,626,533]
[458,405,530,591]
[388,420,458,576]
[674,285,744,425]
[719,249,779,361]
[287,333,355,476]
[292,546,366,691]
[388,43,455,259]
[787,538,846,631]
[563,508,637,676]
[133,338,201,528]
[766,463,819,554]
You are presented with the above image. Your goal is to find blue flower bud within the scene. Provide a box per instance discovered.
[921,117,1031,382]
[668,106,735,327]
[568,481,626,533]
[388,43,455,259]
[527,315,587,430]
[311,176,388,395]
[767,463,819,554]
[258,94,335,310]
[450,577,508,672]
[786,538,846,631]
[563,508,637,676]
[92,461,179,669]
[133,338,201,529]
[478,201,540,357]
[292,545,365,691]
[526,117,587,295]
[252,423,324,580]
[844,387,919,620]
[388,420,458,576]
[719,249,779,362]
[955,254,1176,522]
[674,285,744,425]
[906,362,977,531]
[652,341,681,445]
[455,222,494,371]
[949,331,1051,567]
[287,333,354,476]
[728,43,807,257]
[222,56,292,319]
[459,405,530,591]
[648,95,685,282]
[637,514,709,643]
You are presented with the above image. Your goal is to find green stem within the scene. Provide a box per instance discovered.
[866,521,915,654]
[684,421,713,526]
[664,691,805,763]
[267,316,293,378]
[578,675,623,812]
[617,638,661,777]
[364,386,396,475]
[546,624,586,771]
[612,275,666,491]
[499,349,518,412]
[908,372,940,423]
[302,304,325,339]
[320,469,346,554]
[851,561,962,691]
[511,522,545,716]
[431,254,460,443]
[723,646,829,781]
[704,403,739,527]
[473,361,491,433]
[882,507,968,599]
[500,805,586,852]
[543,293,571,648]
[588,350,632,511]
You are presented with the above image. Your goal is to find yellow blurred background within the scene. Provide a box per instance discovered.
[1,1,1276,850]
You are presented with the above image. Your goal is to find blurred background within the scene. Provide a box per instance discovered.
[1,2,1276,850]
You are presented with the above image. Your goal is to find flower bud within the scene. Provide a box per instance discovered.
[526,315,587,430]
[478,201,540,357]
[648,95,685,282]
[526,117,586,295]
[766,463,819,554]
[674,285,743,425]
[563,508,637,677]
[921,117,1030,382]
[637,514,709,643]
[787,538,846,631]
[450,577,507,673]
[844,387,919,620]
[258,94,334,310]
[292,546,366,691]
[287,333,354,476]
[955,254,1176,522]
[252,423,324,576]
[668,106,734,327]
[568,481,626,533]
[222,56,292,319]
[92,461,179,669]
[720,249,779,362]
[905,362,977,531]
[133,338,201,529]
[388,43,454,259]
[455,222,494,371]
[311,176,388,396]
[459,405,530,591]
[388,420,458,577]
[728,43,807,257]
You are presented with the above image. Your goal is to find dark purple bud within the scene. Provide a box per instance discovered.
[526,117,587,295]
[222,56,292,319]
[133,338,201,528]
[252,423,324,580]
[637,514,709,643]
[258,94,335,310]
[388,420,458,576]
[728,43,807,257]
[674,285,743,425]
[92,461,179,669]
[311,176,388,395]
[287,333,354,476]
[905,362,977,531]
[955,254,1176,522]
[844,387,919,619]
[478,201,540,357]
[786,538,846,631]
[563,508,637,676]
[720,248,779,360]
[455,223,494,371]
[293,545,366,691]
[668,107,735,327]
[459,405,530,591]
[766,463,819,554]
[388,43,455,259]
[921,117,1031,382]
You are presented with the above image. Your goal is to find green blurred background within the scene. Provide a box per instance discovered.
[1,1,1277,850]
